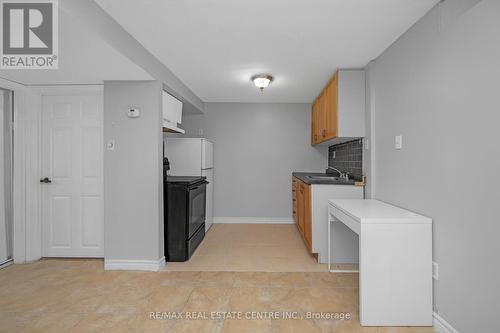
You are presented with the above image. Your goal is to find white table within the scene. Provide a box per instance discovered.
[328,199,433,327]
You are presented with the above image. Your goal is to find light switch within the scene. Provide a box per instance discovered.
[395,135,403,149]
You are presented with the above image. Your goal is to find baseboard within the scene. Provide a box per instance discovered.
[104,256,165,272]
[0,260,13,269]
[433,312,459,333]
[213,217,294,224]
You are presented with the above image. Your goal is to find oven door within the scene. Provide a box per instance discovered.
[187,181,207,239]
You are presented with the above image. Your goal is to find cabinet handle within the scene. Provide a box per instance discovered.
[322,129,326,137]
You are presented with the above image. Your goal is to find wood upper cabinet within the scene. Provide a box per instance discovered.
[311,100,320,144]
[292,177,312,252]
[311,70,365,145]
[323,73,338,139]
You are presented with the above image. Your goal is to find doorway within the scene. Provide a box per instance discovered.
[0,89,13,267]
[41,95,104,257]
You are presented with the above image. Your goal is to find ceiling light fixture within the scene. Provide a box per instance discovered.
[252,74,274,92]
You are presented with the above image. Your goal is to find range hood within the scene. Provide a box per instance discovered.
[162,119,185,134]
[162,91,185,134]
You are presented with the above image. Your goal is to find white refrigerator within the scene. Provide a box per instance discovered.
[164,138,214,231]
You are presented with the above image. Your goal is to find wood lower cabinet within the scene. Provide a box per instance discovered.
[292,177,312,252]
[292,175,364,262]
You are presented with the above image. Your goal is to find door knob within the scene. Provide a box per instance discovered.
[40,177,52,183]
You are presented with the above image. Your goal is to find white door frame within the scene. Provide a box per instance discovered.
[0,78,104,263]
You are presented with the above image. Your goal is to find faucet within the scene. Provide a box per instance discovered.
[328,167,349,180]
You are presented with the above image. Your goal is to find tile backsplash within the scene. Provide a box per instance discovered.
[328,139,363,180]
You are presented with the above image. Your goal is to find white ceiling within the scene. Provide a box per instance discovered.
[0,4,152,85]
[96,0,439,103]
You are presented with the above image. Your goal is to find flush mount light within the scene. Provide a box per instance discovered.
[251,74,274,92]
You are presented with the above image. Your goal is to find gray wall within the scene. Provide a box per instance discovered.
[103,81,164,262]
[64,0,204,114]
[178,103,328,218]
[367,0,499,331]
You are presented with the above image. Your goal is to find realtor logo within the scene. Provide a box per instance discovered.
[0,0,58,69]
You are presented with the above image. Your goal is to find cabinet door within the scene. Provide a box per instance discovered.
[323,73,338,140]
[297,183,305,235]
[303,184,312,250]
[292,178,297,223]
[311,101,320,144]
[318,90,327,141]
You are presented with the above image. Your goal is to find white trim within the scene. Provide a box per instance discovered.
[213,217,294,224]
[0,259,14,269]
[32,85,103,96]
[3,82,106,264]
[104,257,165,272]
[433,312,459,333]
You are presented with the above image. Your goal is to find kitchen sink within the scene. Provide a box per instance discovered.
[306,175,344,181]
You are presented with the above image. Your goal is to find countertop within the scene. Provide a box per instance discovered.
[328,199,432,224]
[165,176,206,185]
[292,172,358,185]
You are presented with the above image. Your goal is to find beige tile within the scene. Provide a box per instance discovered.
[170,317,223,333]
[183,287,232,312]
[181,254,227,271]
[222,319,272,333]
[158,271,202,286]
[376,327,435,333]
[307,272,341,289]
[233,272,272,288]
[229,287,289,312]
[146,285,194,312]
[68,314,111,333]
[336,273,359,288]
[24,312,82,332]
[271,319,325,333]
[161,224,330,273]
[197,271,236,287]
[268,272,309,289]
[0,259,434,332]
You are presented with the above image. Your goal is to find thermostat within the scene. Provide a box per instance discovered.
[127,107,140,118]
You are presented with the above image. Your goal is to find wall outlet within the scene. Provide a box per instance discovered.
[395,135,403,149]
[432,261,439,280]
[106,140,115,151]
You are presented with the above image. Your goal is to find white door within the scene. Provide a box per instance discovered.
[0,91,7,263]
[41,95,104,257]
[202,169,214,231]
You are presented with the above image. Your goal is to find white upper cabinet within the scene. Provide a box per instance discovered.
[162,90,185,133]
[337,70,365,139]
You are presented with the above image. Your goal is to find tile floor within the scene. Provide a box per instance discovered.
[165,224,328,272]
[0,259,435,332]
